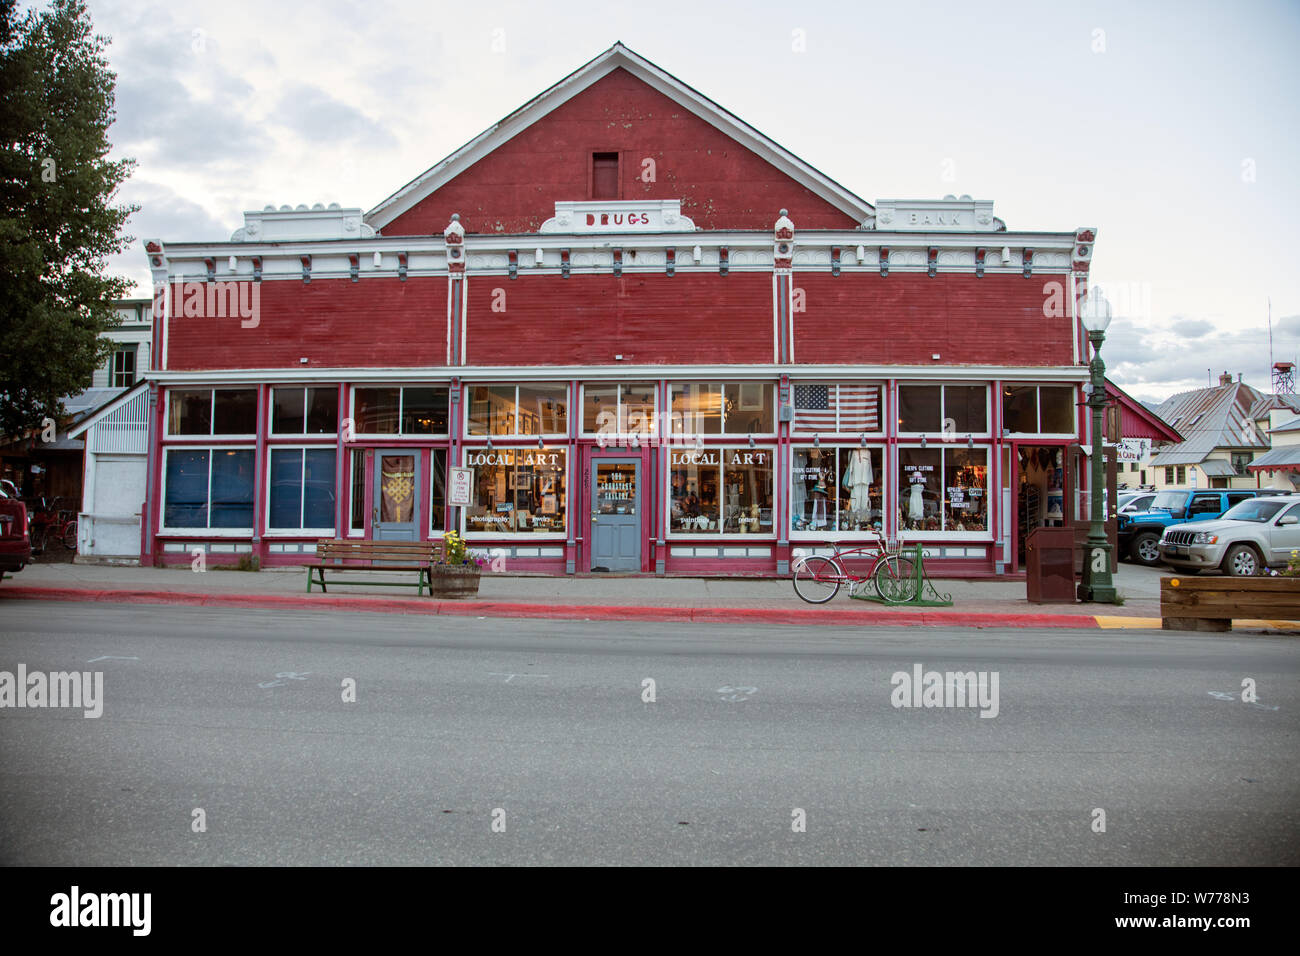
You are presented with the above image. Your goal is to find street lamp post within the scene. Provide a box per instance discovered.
[1079,289,1118,604]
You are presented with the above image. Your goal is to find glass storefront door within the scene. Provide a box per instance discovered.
[590,459,640,572]
[374,451,419,541]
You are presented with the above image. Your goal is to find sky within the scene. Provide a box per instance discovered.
[71,0,1300,404]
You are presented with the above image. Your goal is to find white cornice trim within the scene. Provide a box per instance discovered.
[364,43,875,230]
[144,365,1087,385]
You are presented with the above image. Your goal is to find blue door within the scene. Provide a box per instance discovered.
[374,451,419,541]
[590,459,640,572]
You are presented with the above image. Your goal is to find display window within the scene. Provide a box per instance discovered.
[668,447,773,535]
[267,447,337,533]
[1002,385,1077,435]
[162,447,255,531]
[348,448,365,535]
[897,384,988,436]
[669,383,775,435]
[898,446,989,534]
[462,448,566,535]
[167,388,258,437]
[271,386,338,435]
[790,446,884,534]
[467,384,568,437]
[791,383,883,435]
[353,386,450,435]
[582,383,656,435]
[429,449,448,535]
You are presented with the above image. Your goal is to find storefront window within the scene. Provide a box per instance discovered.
[463,448,566,534]
[898,385,987,434]
[429,449,447,534]
[168,388,257,436]
[670,383,774,435]
[582,383,656,435]
[669,447,773,534]
[163,448,255,529]
[791,446,883,533]
[942,448,989,532]
[271,386,338,434]
[467,384,567,436]
[349,449,365,533]
[268,448,337,531]
[1003,385,1076,435]
[899,447,988,533]
[792,383,882,434]
[354,386,449,435]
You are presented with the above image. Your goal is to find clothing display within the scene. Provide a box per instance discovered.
[908,480,925,522]
[847,449,874,513]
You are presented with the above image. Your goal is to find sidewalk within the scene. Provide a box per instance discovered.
[1,560,1294,632]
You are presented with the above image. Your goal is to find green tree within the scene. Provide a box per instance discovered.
[0,0,137,438]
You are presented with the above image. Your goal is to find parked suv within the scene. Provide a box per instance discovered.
[0,484,31,580]
[1117,488,1271,566]
[1159,494,1300,575]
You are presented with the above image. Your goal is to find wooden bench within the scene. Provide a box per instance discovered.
[1160,576,1300,631]
[307,539,444,596]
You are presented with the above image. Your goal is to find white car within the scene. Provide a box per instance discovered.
[1159,494,1300,575]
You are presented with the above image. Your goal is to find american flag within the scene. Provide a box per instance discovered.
[793,384,879,433]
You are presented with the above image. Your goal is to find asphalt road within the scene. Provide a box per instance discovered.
[1,600,1297,866]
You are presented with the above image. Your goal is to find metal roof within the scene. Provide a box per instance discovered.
[1149,381,1271,465]
[1248,445,1300,471]
[1198,459,1238,476]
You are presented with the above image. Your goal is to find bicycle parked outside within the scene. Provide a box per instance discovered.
[791,530,918,604]
[25,497,78,554]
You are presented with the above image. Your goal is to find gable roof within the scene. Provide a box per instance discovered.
[1149,381,1270,466]
[365,43,875,231]
[67,382,149,440]
[1105,379,1181,443]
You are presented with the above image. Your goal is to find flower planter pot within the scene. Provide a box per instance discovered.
[430,564,482,599]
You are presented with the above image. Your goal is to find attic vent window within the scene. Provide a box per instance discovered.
[591,152,619,200]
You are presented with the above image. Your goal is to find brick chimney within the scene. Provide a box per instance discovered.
[1219,371,1233,386]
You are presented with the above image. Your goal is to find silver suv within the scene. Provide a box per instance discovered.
[1158,494,1300,575]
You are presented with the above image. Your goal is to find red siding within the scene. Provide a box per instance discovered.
[792,273,1072,366]
[383,68,860,236]
[165,279,446,370]
[465,273,773,365]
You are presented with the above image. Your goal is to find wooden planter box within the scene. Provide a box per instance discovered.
[1160,576,1300,631]
[430,564,482,599]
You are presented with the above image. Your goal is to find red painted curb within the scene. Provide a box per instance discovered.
[0,585,1109,629]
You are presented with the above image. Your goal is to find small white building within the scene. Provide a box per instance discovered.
[63,298,154,563]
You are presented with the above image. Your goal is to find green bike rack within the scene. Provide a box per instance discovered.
[851,544,953,607]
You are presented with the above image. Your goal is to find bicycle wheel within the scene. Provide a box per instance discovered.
[873,554,918,604]
[792,555,843,604]
[63,521,78,551]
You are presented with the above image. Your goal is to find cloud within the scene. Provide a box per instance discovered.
[1169,317,1213,339]
[107,180,238,295]
[270,84,398,149]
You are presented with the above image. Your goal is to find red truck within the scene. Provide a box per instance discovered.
[0,483,32,581]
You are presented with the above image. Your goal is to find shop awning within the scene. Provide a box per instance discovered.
[1199,460,1237,477]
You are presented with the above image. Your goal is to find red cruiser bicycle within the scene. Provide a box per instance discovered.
[791,530,918,604]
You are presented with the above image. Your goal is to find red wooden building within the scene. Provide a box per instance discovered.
[141,44,1101,576]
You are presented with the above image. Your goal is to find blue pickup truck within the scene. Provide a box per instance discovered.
[1117,488,1278,566]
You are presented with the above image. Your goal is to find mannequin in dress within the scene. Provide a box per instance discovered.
[907,475,925,524]
[847,449,874,522]
[811,465,829,529]
[791,450,809,528]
